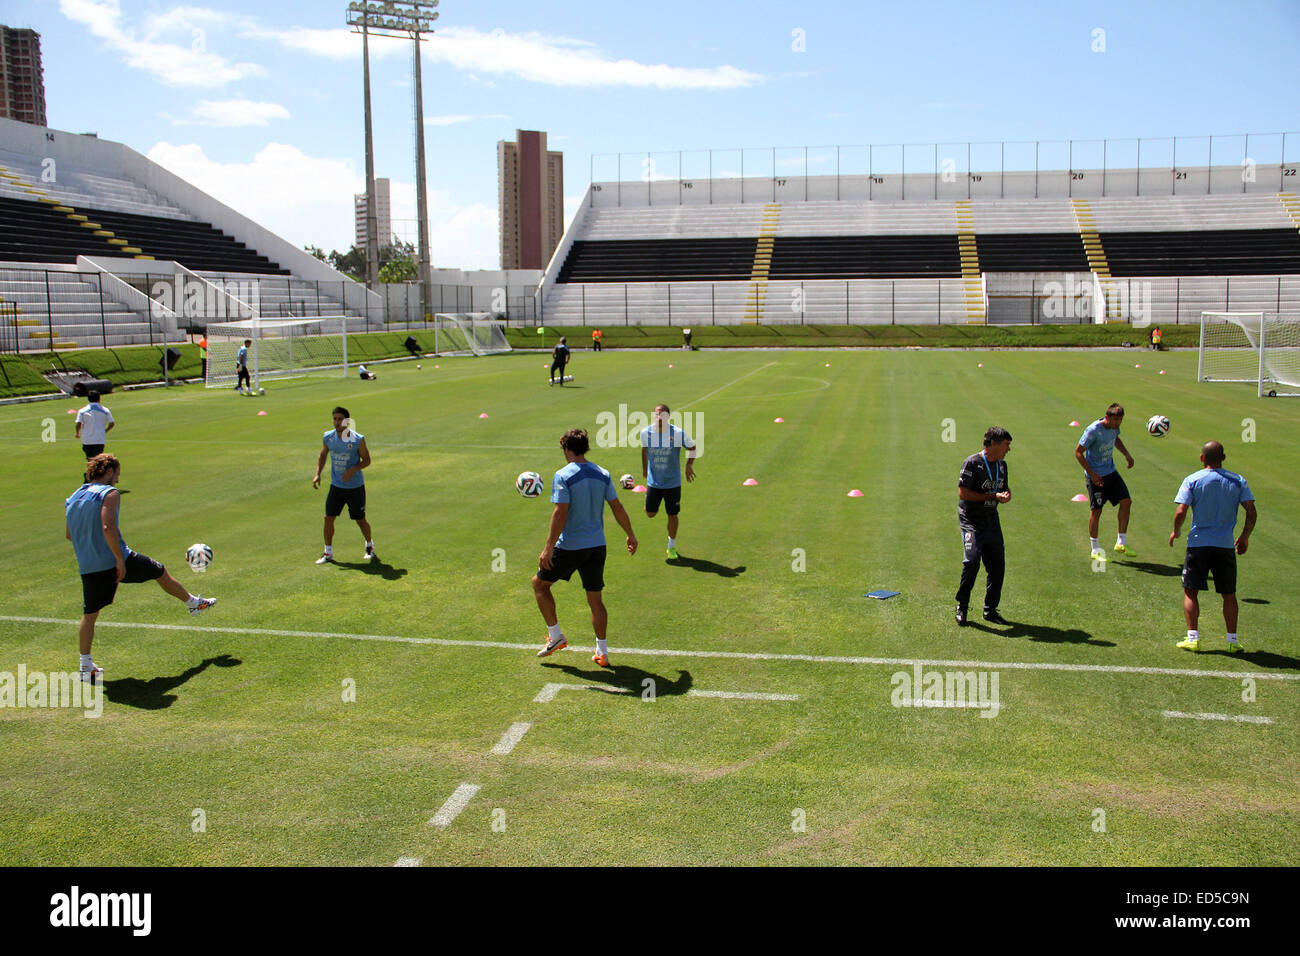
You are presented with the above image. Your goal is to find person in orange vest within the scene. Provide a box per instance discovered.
[1151,326,1163,350]
[199,334,208,379]
[592,328,602,352]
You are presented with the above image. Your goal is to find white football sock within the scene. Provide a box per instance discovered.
[596,639,608,656]
[1226,632,1238,643]
[1117,533,1127,546]
[1090,537,1100,552]
[186,595,201,608]
[323,545,333,555]
[547,623,563,641]
[667,537,676,549]
[80,654,94,670]
[366,540,374,549]
[1187,629,1199,640]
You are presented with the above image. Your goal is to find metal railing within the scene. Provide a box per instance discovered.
[533,275,1300,327]
[590,131,1300,206]
[376,282,539,327]
[0,267,177,352]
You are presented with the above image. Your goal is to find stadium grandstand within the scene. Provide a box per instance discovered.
[0,116,380,352]
[537,136,1300,328]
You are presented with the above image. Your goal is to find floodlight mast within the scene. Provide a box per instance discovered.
[346,1,440,326]
[346,1,441,317]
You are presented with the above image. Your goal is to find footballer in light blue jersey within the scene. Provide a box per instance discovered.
[640,404,697,559]
[1074,403,1135,557]
[65,453,216,682]
[313,406,377,565]
[533,428,639,669]
[1169,440,1258,653]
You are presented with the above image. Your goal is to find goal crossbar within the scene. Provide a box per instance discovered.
[1199,311,1300,397]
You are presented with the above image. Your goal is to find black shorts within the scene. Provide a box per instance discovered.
[538,545,606,591]
[80,551,165,614]
[645,485,682,516]
[1087,471,1130,510]
[325,484,366,520]
[1182,546,1237,594]
[82,444,105,460]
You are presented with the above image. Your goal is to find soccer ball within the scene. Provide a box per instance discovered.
[258,387,265,395]
[186,543,213,572]
[1147,414,1171,437]
[619,473,635,489]
[516,471,544,498]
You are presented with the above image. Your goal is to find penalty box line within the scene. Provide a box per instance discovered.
[3,615,1298,683]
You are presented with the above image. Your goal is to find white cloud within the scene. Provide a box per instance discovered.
[59,0,262,87]
[240,25,407,60]
[252,22,762,89]
[424,114,510,127]
[388,180,499,270]
[147,141,361,253]
[146,143,501,269]
[430,27,763,89]
[170,100,291,127]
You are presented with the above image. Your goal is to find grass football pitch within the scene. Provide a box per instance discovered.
[1,346,1297,866]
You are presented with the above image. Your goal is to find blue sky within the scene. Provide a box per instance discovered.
[9,0,1299,269]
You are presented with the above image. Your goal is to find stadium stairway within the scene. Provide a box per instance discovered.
[953,201,985,322]
[1069,199,1116,319]
[743,204,780,321]
[1279,193,1300,233]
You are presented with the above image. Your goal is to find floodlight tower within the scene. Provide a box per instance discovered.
[346,0,440,320]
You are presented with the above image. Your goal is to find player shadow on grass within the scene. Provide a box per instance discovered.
[964,620,1114,646]
[541,662,693,698]
[102,654,242,710]
[665,554,746,577]
[1196,647,1300,671]
[1114,559,1182,577]
[331,560,408,581]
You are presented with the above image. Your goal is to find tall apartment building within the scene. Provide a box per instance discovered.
[498,129,563,270]
[354,177,392,251]
[0,26,47,126]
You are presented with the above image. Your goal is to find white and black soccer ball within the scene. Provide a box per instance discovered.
[258,387,265,395]
[619,473,635,489]
[516,471,544,498]
[186,542,213,572]
[1147,414,1171,437]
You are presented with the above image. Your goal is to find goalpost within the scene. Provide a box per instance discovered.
[1199,312,1300,397]
[432,313,512,357]
[205,316,350,388]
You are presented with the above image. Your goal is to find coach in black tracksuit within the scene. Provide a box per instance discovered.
[955,426,1013,627]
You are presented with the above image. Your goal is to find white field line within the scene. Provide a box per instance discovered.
[393,857,422,867]
[3,616,1297,683]
[1162,710,1275,725]
[489,721,533,755]
[534,682,630,703]
[679,361,779,410]
[428,783,480,827]
[687,690,800,701]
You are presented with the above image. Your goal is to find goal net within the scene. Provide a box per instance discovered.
[432,313,512,356]
[1199,311,1300,397]
[205,316,349,388]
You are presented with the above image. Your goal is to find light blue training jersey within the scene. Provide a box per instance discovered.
[640,423,695,489]
[1175,467,1254,549]
[237,345,248,369]
[323,429,365,489]
[552,461,617,550]
[66,482,130,574]
[1078,419,1120,476]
